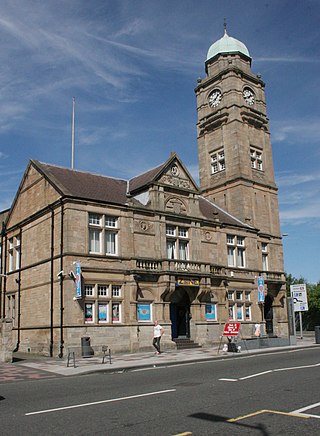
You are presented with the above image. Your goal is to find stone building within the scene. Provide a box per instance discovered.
[0,30,288,356]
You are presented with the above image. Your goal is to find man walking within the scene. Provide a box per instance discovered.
[153,320,164,354]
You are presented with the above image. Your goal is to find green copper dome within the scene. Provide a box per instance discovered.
[207,30,250,61]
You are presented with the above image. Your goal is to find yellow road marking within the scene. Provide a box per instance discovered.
[228,409,310,422]
[172,433,192,436]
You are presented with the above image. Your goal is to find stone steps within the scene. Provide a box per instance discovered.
[173,338,202,350]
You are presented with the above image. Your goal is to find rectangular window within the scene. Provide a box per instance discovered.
[106,216,117,228]
[8,238,14,272]
[205,303,217,321]
[85,303,94,323]
[112,302,121,322]
[106,231,117,255]
[98,303,108,323]
[98,285,108,297]
[89,213,102,226]
[227,291,234,301]
[245,305,251,321]
[89,229,102,253]
[137,303,152,322]
[15,236,20,270]
[88,213,119,256]
[236,304,244,321]
[166,225,189,260]
[227,235,246,268]
[236,291,243,300]
[250,147,263,171]
[245,291,251,301]
[261,243,268,271]
[167,239,176,259]
[228,304,235,320]
[112,285,121,297]
[211,148,226,174]
[84,285,94,296]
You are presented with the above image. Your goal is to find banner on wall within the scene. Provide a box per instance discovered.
[75,261,82,299]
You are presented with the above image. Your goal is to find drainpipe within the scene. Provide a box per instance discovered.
[58,202,64,358]
[13,227,22,352]
[50,207,54,357]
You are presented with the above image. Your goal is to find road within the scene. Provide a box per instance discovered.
[1,347,319,435]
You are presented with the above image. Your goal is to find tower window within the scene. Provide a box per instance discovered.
[250,148,263,171]
[211,148,225,174]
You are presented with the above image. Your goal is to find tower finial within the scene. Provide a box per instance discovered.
[224,18,227,35]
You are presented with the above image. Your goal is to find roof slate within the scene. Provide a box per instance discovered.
[31,160,252,230]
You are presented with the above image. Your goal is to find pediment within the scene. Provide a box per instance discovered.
[157,157,198,193]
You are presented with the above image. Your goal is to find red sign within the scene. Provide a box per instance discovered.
[223,322,241,337]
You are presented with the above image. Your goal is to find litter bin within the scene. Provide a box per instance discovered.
[81,336,94,357]
[315,326,320,344]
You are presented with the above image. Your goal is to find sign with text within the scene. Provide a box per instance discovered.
[223,322,241,337]
[290,284,308,312]
[176,278,199,287]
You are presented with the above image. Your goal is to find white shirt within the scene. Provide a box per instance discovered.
[154,324,163,338]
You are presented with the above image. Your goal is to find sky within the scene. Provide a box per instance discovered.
[0,0,319,283]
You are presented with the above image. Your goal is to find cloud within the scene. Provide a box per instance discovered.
[271,119,320,144]
[276,172,320,187]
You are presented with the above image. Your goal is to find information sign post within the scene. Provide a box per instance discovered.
[290,284,308,339]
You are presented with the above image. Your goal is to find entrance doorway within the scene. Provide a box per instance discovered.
[169,287,195,339]
[264,294,274,336]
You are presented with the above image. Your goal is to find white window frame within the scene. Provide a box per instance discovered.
[112,302,121,323]
[166,225,189,261]
[111,285,121,298]
[8,238,14,272]
[236,303,244,321]
[228,304,235,320]
[88,213,119,256]
[89,228,102,253]
[211,148,226,174]
[250,147,263,171]
[98,285,109,297]
[84,285,94,297]
[227,235,246,268]
[205,303,217,321]
[84,302,95,323]
[261,243,268,271]
[245,304,251,321]
[98,302,109,323]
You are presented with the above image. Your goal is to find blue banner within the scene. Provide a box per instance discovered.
[75,261,82,299]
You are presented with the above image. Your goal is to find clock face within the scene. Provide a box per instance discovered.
[208,89,222,108]
[243,88,255,105]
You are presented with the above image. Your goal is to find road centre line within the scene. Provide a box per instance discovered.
[219,361,320,382]
[25,389,176,416]
[239,370,272,380]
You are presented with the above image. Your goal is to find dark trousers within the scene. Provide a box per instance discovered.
[153,336,161,353]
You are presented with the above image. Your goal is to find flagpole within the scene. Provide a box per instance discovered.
[71,97,75,169]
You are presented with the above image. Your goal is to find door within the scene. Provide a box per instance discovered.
[169,288,191,339]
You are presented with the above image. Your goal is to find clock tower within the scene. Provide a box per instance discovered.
[195,28,281,237]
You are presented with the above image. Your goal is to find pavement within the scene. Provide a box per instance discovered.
[0,334,318,383]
